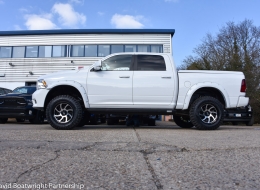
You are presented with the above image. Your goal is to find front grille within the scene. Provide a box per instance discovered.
[0,97,27,108]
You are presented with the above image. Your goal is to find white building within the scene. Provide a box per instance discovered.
[0,29,175,90]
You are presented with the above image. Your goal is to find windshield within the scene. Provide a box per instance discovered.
[12,86,36,94]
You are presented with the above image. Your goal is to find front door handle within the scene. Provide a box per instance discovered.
[161,76,171,79]
[119,76,130,78]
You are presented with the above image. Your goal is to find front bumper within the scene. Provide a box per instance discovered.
[0,108,37,119]
[32,89,49,110]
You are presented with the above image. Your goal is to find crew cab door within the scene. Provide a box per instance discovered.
[133,54,175,108]
[87,54,134,108]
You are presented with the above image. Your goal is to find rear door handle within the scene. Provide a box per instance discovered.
[161,76,171,79]
[119,76,130,78]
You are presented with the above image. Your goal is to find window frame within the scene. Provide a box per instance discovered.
[100,54,134,71]
[133,55,166,71]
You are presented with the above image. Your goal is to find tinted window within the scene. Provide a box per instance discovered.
[52,45,66,57]
[39,46,52,57]
[85,45,97,57]
[138,45,150,52]
[151,45,163,53]
[0,47,12,58]
[111,45,124,54]
[26,46,38,58]
[12,47,25,58]
[0,88,4,95]
[136,55,166,71]
[72,45,84,57]
[98,45,110,57]
[125,45,136,52]
[12,87,36,94]
[102,55,132,71]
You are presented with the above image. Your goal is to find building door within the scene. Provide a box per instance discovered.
[133,55,175,108]
[87,54,134,108]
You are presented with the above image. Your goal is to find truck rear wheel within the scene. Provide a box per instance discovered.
[189,96,224,130]
[173,115,193,128]
[46,95,83,130]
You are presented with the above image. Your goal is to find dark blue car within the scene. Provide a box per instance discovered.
[0,86,44,124]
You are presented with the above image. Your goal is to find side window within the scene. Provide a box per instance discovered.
[0,47,12,58]
[12,46,25,58]
[39,46,52,57]
[0,88,4,95]
[52,45,66,57]
[136,55,166,71]
[101,55,132,71]
[26,46,38,58]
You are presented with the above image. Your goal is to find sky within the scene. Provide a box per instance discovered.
[0,0,260,67]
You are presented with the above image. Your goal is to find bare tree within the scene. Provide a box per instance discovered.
[180,19,260,123]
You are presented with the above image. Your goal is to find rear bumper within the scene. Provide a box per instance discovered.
[0,108,37,119]
[236,96,249,107]
[224,107,253,122]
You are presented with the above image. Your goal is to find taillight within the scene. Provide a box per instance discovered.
[240,79,246,92]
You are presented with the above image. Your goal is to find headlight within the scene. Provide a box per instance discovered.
[26,99,33,105]
[37,79,48,89]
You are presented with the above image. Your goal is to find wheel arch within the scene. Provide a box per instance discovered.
[183,83,229,110]
[44,81,89,110]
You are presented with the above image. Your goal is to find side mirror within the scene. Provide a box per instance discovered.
[92,60,102,71]
[93,66,102,71]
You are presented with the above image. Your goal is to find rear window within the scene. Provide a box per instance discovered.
[136,55,166,71]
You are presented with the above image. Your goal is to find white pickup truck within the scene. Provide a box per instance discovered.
[32,53,249,130]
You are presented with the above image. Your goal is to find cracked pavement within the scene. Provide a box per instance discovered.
[0,121,260,189]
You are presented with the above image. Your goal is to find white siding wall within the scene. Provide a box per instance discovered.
[0,33,172,87]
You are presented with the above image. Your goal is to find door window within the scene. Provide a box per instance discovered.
[102,55,132,71]
[136,55,166,71]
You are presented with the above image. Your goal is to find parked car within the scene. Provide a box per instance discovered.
[0,86,44,124]
[0,87,12,95]
[223,105,254,126]
[33,52,249,130]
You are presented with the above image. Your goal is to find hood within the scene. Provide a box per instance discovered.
[0,93,32,100]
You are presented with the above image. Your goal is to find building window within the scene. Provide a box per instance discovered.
[26,46,38,58]
[71,45,84,57]
[102,55,132,71]
[12,46,25,58]
[85,45,97,57]
[111,45,124,54]
[39,46,52,58]
[136,55,166,71]
[52,45,66,57]
[138,45,150,52]
[0,47,12,58]
[98,45,110,57]
[125,45,137,52]
[151,45,163,53]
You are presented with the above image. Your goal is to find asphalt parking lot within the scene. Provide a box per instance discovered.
[0,120,260,190]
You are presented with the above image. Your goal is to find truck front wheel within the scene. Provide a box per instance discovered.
[46,95,83,130]
[189,96,224,130]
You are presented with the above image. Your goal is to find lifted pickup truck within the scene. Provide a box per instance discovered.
[32,53,249,130]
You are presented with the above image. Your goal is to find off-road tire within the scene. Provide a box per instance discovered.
[246,115,254,126]
[46,95,83,130]
[29,111,44,124]
[189,96,224,130]
[173,115,193,128]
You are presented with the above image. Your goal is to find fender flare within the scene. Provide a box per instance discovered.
[182,82,230,110]
[46,80,89,108]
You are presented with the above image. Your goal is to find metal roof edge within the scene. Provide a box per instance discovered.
[0,29,175,37]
